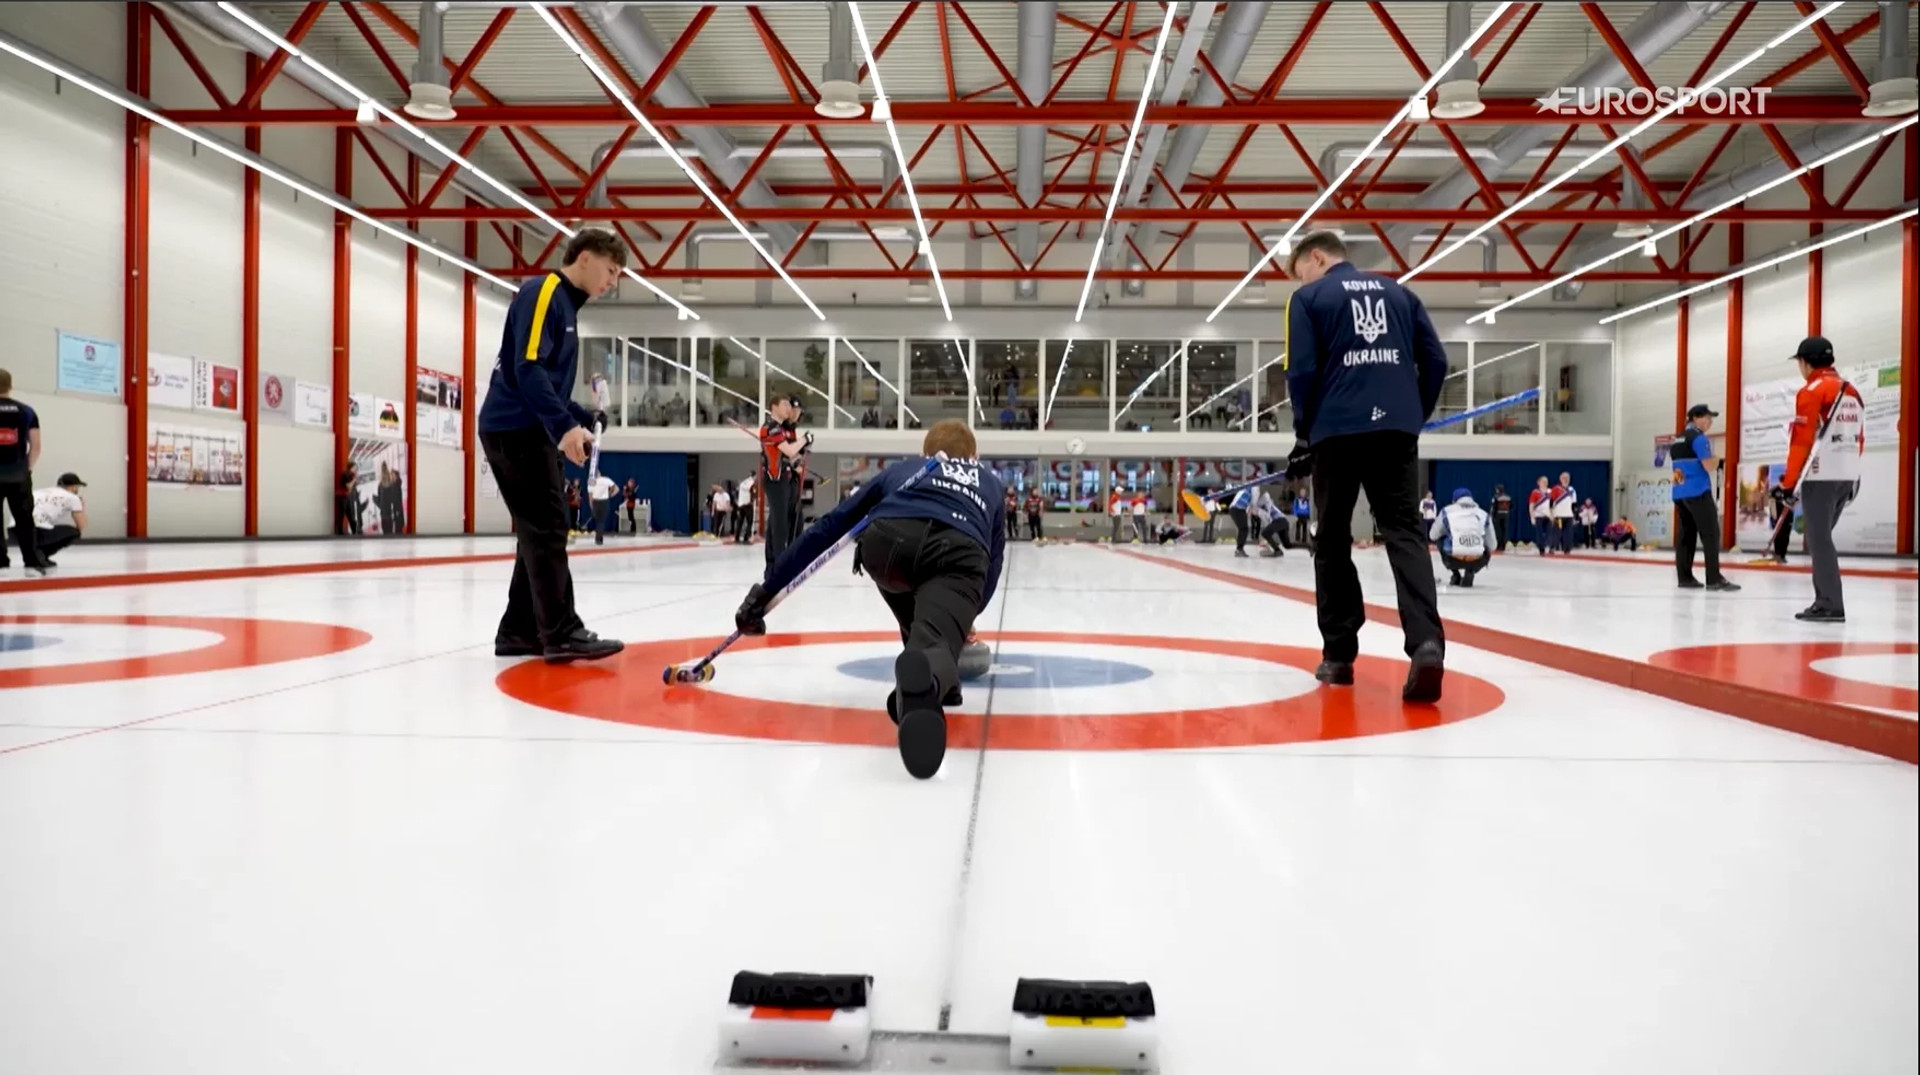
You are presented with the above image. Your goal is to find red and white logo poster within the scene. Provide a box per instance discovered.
[194,360,240,412]
[260,371,295,421]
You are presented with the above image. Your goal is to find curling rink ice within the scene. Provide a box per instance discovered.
[1,535,1916,1074]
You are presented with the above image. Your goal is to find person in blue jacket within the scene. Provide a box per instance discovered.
[477,229,626,664]
[1670,403,1740,592]
[735,420,1006,780]
[1281,230,1450,702]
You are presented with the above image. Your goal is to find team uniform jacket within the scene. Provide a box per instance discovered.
[478,271,595,443]
[1430,498,1492,560]
[760,421,802,484]
[1669,427,1716,500]
[1283,261,1449,443]
[1024,492,1044,517]
[1529,488,1552,519]
[0,397,38,479]
[1784,367,1865,489]
[764,456,1007,613]
[1551,483,1576,520]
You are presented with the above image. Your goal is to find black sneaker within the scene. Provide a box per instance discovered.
[1678,578,1705,589]
[1315,660,1355,686]
[887,683,963,724]
[1234,548,1249,558]
[893,649,946,780]
[494,636,540,658]
[1403,641,1445,703]
[543,629,624,664]
[1795,608,1845,623]
[1705,579,1742,592]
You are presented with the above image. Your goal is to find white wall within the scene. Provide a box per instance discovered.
[256,181,335,536]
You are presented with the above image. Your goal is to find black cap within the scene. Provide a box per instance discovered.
[1791,336,1835,368]
[1687,404,1718,420]
[58,472,85,487]
[776,392,803,408]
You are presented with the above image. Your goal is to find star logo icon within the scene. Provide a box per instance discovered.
[1535,88,1570,114]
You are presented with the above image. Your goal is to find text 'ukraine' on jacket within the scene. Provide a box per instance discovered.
[1283,262,1448,444]
[478,271,596,444]
[764,457,1008,612]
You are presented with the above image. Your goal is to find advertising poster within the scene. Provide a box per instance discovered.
[348,393,376,436]
[193,359,240,413]
[56,330,122,398]
[375,396,404,440]
[295,380,331,428]
[347,438,408,535]
[416,370,440,447]
[146,422,243,489]
[1737,361,1900,554]
[148,352,195,411]
[438,372,463,447]
[1629,470,1674,546]
[260,371,295,422]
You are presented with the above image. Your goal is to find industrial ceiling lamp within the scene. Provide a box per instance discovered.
[1242,282,1269,304]
[1475,284,1506,306]
[1430,3,1487,119]
[906,279,931,303]
[1863,0,1917,116]
[1612,177,1654,239]
[681,279,705,303]
[402,0,457,120]
[815,3,866,119]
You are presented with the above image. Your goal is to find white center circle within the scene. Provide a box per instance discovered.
[714,639,1319,716]
[1810,654,1920,691]
[0,625,228,672]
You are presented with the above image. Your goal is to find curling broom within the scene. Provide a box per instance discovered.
[662,453,948,685]
[585,375,611,485]
[1179,387,1543,521]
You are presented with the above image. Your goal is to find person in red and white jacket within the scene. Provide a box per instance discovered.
[1551,472,1577,554]
[1527,476,1553,555]
[1775,336,1864,623]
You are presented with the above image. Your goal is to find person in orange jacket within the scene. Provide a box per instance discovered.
[1774,336,1864,622]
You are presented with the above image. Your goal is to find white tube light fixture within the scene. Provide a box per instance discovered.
[0,28,511,290]
[1233,392,1290,430]
[1041,339,1077,428]
[533,3,822,319]
[1113,341,1189,424]
[217,2,696,318]
[1469,114,1918,323]
[1405,1,1847,283]
[1598,207,1917,325]
[1076,2,1182,323]
[1205,2,1516,320]
[837,338,920,424]
[848,2,953,321]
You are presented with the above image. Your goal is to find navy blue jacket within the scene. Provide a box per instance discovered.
[0,396,38,478]
[764,456,1007,612]
[478,271,595,443]
[1284,262,1448,443]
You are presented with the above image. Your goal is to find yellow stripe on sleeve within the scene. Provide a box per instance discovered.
[1280,294,1292,372]
[524,273,563,361]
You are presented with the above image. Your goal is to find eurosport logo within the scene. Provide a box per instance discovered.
[1535,85,1773,116]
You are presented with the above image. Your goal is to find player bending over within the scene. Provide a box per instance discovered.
[733,420,1005,780]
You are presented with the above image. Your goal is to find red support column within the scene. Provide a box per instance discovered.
[242,56,262,536]
[463,208,478,534]
[1807,169,1823,338]
[404,157,419,534]
[332,128,352,489]
[1899,128,1917,556]
[1675,296,1690,433]
[1723,224,1743,549]
[124,2,151,538]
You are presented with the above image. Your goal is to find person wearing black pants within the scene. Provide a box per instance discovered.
[1669,404,1740,592]
[1490,484,1512,552]
[1282,230,1449,701]
[1229,504,1251,558]
[736,420,1005,780]
[758,394,808,567]
[0,369,45,574]
[475,229,630,663]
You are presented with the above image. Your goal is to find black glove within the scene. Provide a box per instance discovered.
[1771,486,1797,511]
[1284,441,1313,480]
[590,409,609,432]
[735,583,770,636]
[801,431,815,452]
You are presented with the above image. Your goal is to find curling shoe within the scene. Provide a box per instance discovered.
[893,649,947,780]
[1314,660,1355,686]
[1402,641,1445,703]
[887,683,963,725]
[544,629,624,664]
[494,635,540,658]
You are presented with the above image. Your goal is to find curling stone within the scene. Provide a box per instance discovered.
[958,641,993,681]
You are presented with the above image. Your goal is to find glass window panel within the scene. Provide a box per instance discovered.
[764,338,832,429]
[984,458,1040,501]
[1181,340,1252,431]
[695,336,761,429]
[1470,340,1542,435]
[1039,456,1102,511]
[1106,458,1178,513]
[907,338,971,430]
[1543,342,1612,435]
[1254,340,1289,434]
[1427,341,1472,436]
[619,337,691,428]
[576,337,619,425]
[835,338,904,430]
[973,340,1040,430]
[1041,339,1109,431]
[1113,340,1182,433]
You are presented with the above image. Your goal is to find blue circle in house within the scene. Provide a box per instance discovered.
[835,651,1154,690]
[0,633,59,652]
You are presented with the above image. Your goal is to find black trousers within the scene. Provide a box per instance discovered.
[1769,508,1792,560]
[1440,552,1485,581]
[480,425,584,646]
[1229,507,1250,552]
[1026,512,1041,540]
[763,479,798,566]
[1294,516,1311,545]
[1674,493,1725,583]
[1006,509,1021,541]
[1309,431,1444,662]
[35,524,80,558]
[857,517,987,695]
[1261,518,1288,551]
[0,475,41,568]
[1492,512,1510,551]
[335,494,362,535]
